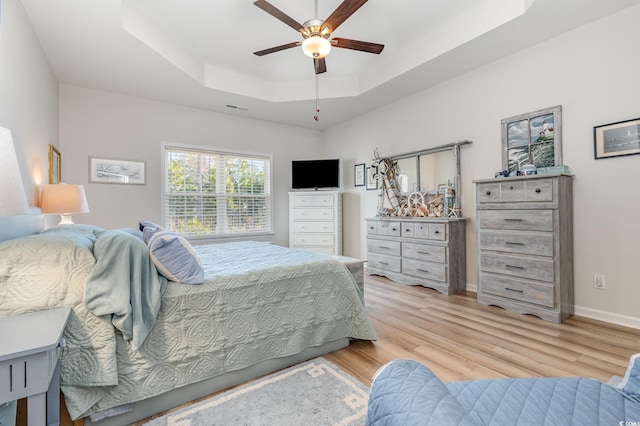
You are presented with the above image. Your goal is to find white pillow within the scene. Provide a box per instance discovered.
[147,230,204,284]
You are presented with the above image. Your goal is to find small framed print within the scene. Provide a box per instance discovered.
[89,156,146,185]
[354,163,365,187]
[48,144,61,184]
[366,166,378,190]
[594,117,640,160]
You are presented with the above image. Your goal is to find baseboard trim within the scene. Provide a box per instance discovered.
[574,305,640,330]
[464,284,639,329]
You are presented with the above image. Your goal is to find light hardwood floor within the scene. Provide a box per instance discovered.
[54,274,640,426]
[325,274,640,386]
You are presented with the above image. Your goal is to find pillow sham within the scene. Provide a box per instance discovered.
[147,230,204,284]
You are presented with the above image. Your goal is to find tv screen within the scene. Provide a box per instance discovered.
[292,159,340,190]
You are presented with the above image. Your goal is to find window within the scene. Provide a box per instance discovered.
[162,144,272,237]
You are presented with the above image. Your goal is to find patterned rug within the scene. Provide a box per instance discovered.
[143,357,369,426]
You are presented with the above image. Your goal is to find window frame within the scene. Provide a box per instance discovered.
[161,142,274,241]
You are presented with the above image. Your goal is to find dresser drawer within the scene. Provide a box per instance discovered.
[290,234,334,246]
[377,221,401,236]
[401,222,415,238]
[413,222,446,240]
[479,253,554,283]
[479,273,554,308]
[290,195,334,207]
[499,181,525,202]
[478,209,553,232]
[291,208,334,220]
[366,221,377,235]
[478,230,553,257]
[525,178,554,202]
[402,242,446,263]
[367,238,401,256]
[291,221,333,234]
[402,258,446,283]
[477,179,555,203]
[368,253,401,273]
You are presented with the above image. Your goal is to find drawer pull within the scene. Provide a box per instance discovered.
[434,230,439,234]
[417,269,430,273]
[9,364,13,391]
[378,246,391,250]
[405,229,411,232]
[485,191,491,195]
[535,188,541,193]
[505,241,524,246]
[506,287,524,293]
[379,262,389,265]
[417,251,430,255]
[391,228,397,231]
[369,226,375,230]
[509,186,514,190]
[506,264,524,270]
[503,218,523,222]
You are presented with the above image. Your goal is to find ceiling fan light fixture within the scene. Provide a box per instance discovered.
[302,35,331,58]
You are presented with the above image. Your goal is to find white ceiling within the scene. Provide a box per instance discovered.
[19,0,640,129]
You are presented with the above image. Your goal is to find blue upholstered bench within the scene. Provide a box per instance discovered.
[367,354,640,425]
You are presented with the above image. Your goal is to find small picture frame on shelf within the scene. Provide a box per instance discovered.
[366,166,378,190]
[354,163,365,187]
[594,117,640,160]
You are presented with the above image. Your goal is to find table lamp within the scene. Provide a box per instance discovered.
[41,183,90,225]
[0,126,29,216]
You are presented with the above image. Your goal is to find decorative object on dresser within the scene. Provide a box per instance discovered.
[289,191,342,255]
[474,174,574,323]
[371,141,472,218]
[502,105,563,173]
[593,116,640,160]
[366,217,466,295]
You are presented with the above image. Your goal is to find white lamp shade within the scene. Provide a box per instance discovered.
[302,36,331,58]
[0,126,29,216]
[41,184,90,215]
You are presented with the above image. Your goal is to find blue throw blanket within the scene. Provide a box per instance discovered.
[84,229,167,350]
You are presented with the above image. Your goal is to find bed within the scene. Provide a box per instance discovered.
[0,214,376,425]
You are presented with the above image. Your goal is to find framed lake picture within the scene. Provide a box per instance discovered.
[594,117,640,160]
[89,156,146,185]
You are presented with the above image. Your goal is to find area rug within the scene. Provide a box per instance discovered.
[143,357,369,426]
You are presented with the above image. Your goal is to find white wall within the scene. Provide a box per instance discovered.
[323,5,640,326]
[0,0,58,205]
[59,84,323,246]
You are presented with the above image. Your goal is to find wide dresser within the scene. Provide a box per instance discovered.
[474,174,573,323]
[289,191,342,255]
[365,217,466,295]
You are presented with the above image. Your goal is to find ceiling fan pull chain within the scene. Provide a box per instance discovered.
[314,74,320,122]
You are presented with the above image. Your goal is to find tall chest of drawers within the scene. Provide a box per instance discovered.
[474,174,574,323]
[365,217,466,295]
[289,191,342,255]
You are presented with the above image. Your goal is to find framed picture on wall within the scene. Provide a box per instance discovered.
[594,117,640,160]
[354,163,365,187]
[366,166,378,190]
[501,105,562,171]
[48,144,61,184]
[89,156,146,185]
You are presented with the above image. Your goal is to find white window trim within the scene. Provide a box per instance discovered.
[161,141,274,239]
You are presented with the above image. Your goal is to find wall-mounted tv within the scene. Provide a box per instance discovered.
[291,159,340,190]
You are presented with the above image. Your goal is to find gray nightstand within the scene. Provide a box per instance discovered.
[0,307,71,426]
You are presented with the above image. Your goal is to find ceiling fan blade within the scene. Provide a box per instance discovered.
[253,0,305,33]
[314,58,327,74]
[254,42,300,56]
[321,0,368,33]
[331,37,384,54]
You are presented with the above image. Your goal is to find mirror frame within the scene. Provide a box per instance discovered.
[383,140,472,211]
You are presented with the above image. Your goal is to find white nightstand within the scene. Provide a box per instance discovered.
[0,307,71,426]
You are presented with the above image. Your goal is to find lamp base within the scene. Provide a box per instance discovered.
[58,214,75,225]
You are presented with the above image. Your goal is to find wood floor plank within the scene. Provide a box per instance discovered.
[325,275,640,386]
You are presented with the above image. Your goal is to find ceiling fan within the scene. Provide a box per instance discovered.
[252,0,384,75]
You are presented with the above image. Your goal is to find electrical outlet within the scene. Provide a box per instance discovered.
[594,273,606,289]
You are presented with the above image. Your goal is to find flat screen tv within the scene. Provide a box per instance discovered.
[291,159,340,190]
